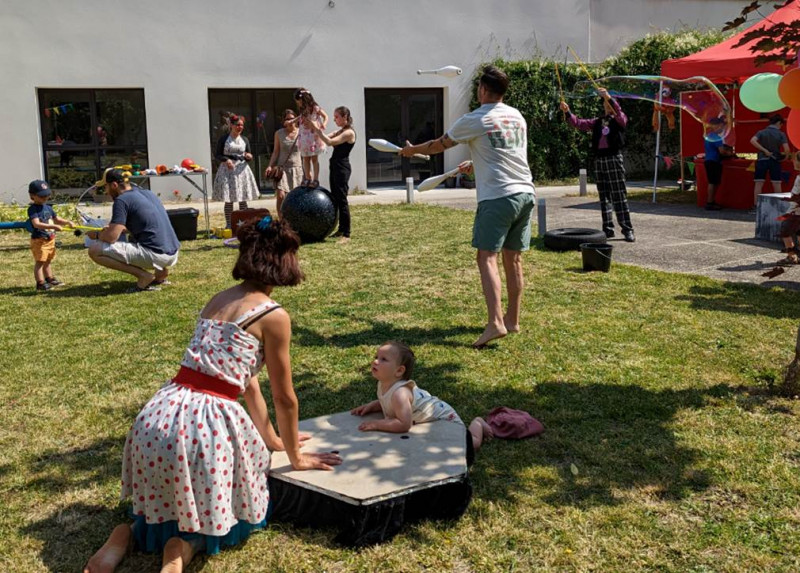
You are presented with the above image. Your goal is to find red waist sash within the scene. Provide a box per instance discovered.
[173,365,240,400]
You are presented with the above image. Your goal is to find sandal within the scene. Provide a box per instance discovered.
[301,178,311,187]
[311,180,319,188]
[152,279,172,286]
[779,254,799,265]
[126,281,161,293]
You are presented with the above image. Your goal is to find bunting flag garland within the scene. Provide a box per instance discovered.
[42,103,75,118]
[656,153,680,169]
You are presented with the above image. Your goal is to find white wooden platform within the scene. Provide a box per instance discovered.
[269,411,468,506]
[756,192,790,243]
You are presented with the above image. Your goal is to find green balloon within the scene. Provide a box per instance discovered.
[740,73,785,113]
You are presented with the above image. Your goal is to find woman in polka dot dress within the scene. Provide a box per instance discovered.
[84,214,342,573]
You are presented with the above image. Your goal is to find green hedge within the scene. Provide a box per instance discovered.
[480,30,724,181]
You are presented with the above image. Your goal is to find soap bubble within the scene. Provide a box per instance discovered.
[572,75,732,141]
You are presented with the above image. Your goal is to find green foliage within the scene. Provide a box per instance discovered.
[0,203,81,231]
[478,30,724,180]
[724,1,797,67]
[0,204,27,222]
[47,167,96,191]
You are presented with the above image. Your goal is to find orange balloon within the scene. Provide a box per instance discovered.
[788,109,800,149]
[778,69,800,110]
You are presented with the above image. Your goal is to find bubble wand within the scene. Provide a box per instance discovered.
[554,61,566,119]
[567,46,603,94]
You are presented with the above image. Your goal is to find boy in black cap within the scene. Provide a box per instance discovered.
[27,180,75,291]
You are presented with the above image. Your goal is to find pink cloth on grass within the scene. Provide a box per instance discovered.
[485,407,544,439]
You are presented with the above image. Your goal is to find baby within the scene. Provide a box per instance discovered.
[351,341,492,455]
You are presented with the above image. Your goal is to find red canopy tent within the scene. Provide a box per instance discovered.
[662,1,798,83]
[659,1,799,208]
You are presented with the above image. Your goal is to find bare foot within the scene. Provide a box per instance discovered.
[337,236,350,244]
[503,320,520,334]
[83,524,132,573]
[160,536,201,573]
[136,273,156,289]
[154,269,169,282]
[478,417,494,441]
[472,324,507,348]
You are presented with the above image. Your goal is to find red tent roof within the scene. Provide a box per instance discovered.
[661,1,800,83]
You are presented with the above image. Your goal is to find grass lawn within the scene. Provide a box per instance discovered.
[1,203,799,572]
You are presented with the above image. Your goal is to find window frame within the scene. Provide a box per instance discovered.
[38,88,149,190]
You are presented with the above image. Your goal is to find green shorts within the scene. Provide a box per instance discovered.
[472,192,535,252]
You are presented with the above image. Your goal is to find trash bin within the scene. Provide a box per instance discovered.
[580,242,613,272]
[167,208,199,241]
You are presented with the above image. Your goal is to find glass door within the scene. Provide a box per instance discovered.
[365,88,443,186]
[208,89,297,192]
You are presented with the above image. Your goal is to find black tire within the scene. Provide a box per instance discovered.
[543,228,607,251]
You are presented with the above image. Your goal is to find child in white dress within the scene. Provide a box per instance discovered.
[350,341,492,455]
[292,88,328,188]
[84,214,341,573]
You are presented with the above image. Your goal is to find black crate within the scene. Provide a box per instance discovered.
[167,208,199,241]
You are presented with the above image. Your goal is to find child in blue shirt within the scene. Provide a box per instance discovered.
[27,180,74,291]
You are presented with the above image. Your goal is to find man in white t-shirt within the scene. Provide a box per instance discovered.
[400,65,536,348]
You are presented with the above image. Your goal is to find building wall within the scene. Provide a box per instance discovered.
[0,0,743,202]
[590,0,743,60]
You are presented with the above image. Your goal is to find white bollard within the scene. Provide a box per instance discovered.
[406,177,415,204]
[537,198,546,237]
[579,168,587,197]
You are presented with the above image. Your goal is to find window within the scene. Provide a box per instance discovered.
[208,89,298,192]
[38,89,149,193]
[365,88,443,186]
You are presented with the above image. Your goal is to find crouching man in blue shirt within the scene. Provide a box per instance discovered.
[88,168,180,293]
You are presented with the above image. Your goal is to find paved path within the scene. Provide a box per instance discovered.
[544,196,798,289]
[81,182,799,290]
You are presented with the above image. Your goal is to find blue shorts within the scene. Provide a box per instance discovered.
[472,192,535,252]
[754,158,781,182]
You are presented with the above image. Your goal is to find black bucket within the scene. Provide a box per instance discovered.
[580,242,613,272]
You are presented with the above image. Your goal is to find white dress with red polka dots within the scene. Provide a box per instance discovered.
[120,300,280,537]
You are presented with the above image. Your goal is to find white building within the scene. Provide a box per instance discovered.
[0,0,744,202]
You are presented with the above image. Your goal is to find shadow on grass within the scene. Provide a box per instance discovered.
[16,372,735,566]
[0,280,143,298]
[675,283,800,318]
[288,361,730,509]
[0,243,34,252]
[293,321,483,350]
[20,502,169,573]
[0,436,126,496]
[466,381,731,508]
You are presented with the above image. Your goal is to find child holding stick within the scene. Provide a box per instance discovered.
[27,180,74,291]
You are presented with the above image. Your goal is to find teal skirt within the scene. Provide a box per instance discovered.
[130,500,272,556]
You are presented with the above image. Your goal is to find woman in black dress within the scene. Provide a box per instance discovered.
[308,106,356,244]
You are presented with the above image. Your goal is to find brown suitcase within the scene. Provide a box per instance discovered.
[231,208,271,232]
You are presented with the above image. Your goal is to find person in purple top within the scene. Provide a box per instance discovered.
[560,88,635,242]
